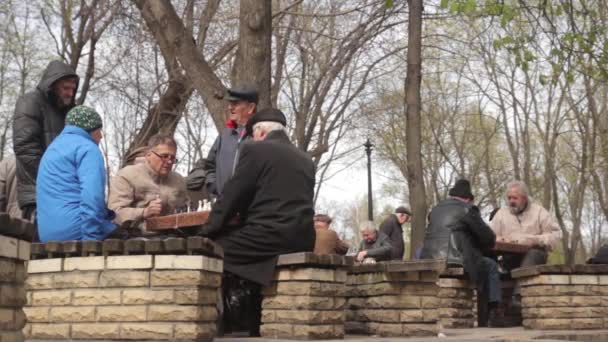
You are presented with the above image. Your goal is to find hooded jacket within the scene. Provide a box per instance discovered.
[13,60,79,209]
[36,126,116,241]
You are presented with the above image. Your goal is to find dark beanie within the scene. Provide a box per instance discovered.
[449,179,474,200]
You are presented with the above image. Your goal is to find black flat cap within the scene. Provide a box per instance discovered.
[395,206,412,216]
[226,85,259,104]
[246,108,287,136]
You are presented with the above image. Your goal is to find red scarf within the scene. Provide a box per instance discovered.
[225,119,237,129]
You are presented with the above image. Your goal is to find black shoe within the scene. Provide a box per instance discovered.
[488,308,505,328]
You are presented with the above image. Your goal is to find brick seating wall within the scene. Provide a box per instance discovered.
[511,264,608,330]
[437,268,476,329]
[260,253,353,340]
[0,234,30,342]
[344,260,445,337]
[23,237,223,342]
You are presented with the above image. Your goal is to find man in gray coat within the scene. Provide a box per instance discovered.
[204,85,258,197]
[12,60,79,220]
[357,220,393,262]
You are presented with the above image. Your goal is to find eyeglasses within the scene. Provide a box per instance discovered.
[150,150,178,163]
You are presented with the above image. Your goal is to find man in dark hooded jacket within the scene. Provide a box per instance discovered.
[420,179,503,327]
[12,60,79,220]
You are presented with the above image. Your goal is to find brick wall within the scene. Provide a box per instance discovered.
[437,277,475,328]
[24,254,222,341]
[0,234,30,342]
[259,253,352,340]
[512,264,608,330]
[345,261,444,337]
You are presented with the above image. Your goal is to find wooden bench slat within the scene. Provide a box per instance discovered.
[384,259,446,273]
[81,241,102,256]
[61,241,82,256]
[124,239,145,255]
[572,264,608,274]
[30,243,46,259]
[164,237,187,253]
[348,263,386,274]
[276,252,351,267]
[144,239,164,254]
[44,241,62,258]
[102,239,124,255]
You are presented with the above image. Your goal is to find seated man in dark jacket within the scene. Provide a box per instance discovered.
[421,179,502,327]
[199,108,315,336]
[356,220,392,262]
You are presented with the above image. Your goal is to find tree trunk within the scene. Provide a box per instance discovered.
[405,0,427,259]
[231,0,272,109]
[132,0,227,129]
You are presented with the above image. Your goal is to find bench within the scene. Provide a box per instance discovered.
[511,264,608,330]
[0,234,30,342]
[24,237,223,342]
[260,252,353,340]
[345,259,445,337]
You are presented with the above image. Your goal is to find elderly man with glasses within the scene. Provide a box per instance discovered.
[109,134,188,236]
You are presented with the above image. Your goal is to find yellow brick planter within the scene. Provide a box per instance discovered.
[345,259,445,337]
[437,268,476,329]
[261,253,353,340]
[0,234,30,342]
[24,238,223,342]
[512,264,608,330]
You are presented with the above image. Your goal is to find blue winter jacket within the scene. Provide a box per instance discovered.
[37,125,116,241]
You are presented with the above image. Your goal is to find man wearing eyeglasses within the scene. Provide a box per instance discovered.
[108,134,188,235]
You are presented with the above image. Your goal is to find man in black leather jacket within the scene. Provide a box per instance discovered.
[420,179,503,327]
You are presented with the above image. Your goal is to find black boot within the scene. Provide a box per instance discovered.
[488,307,505,328]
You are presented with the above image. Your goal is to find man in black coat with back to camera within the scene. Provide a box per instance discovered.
[199,108,316,336]
[420,179,503,327]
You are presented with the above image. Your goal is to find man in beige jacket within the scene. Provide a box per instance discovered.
[0,156,22,219]
[490,180,561,267]
[109,134,187,234]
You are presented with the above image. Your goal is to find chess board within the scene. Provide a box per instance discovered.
[145,211,210,230]
[494,241,531,254]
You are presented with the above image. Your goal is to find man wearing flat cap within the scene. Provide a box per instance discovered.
[200,108,315,335]
[202,85,258,198]
[420,179,502,326]
[379,205,412,260]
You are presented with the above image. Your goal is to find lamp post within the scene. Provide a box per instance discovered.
[364,138,373,220]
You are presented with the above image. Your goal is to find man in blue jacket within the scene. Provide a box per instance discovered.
[37,105,117,241]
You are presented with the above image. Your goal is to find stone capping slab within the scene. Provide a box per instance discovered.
[0,234,31,261]
[440,267,467,278]
[347,259,447,274]
[276,252,353,268]
[30,237,224,260]
[27,254,223,274]
[511,264,608,279]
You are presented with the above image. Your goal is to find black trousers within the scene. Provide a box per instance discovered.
[221,272,262,336]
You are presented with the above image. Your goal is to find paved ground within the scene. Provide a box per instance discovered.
[217,328,608,341]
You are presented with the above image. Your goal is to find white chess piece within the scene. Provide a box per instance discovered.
[197,200,203,212]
